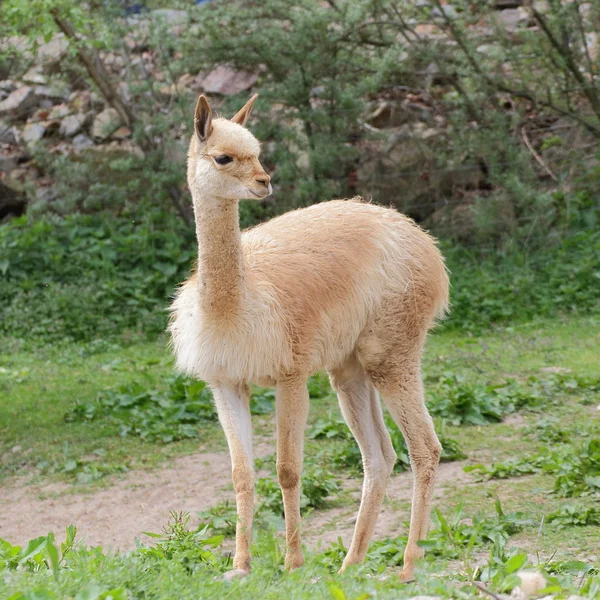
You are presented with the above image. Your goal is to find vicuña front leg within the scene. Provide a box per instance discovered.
[212,382,254,577]
[330,356,396,572]
[276,376,309,570]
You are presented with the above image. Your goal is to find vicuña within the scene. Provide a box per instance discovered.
[169,94,449,581]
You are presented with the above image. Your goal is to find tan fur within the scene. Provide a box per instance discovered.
[169,95,450,579]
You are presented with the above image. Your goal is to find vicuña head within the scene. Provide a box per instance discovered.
[187,94,272,201]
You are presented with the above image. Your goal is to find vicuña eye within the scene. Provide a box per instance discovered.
[214,155,233,165]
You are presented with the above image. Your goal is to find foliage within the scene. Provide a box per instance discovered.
[0,212,195,343]
[139,511,227,572]
[256,462,341,517]
[419,500,531,560]
[443,229,600,331]
[551,439,600,497]
[465,439,600,497]
[0,525,76,577]
[65,375,217,443]
[311,411,465,476]
[546,505,600,528]
[198,501,237,538]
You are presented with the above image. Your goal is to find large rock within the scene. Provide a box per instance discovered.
[91,108,122,139]
[200,65,258,96]
[37,35,69,72]
[22,122,46,145]
[0,153,18,173]
[0,86,38,121]
[59,113,87,137]
[72,134,94,151]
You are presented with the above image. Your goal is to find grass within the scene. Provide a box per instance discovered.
[1,315,600,597]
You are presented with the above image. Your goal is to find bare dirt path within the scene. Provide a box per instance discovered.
[0,451,232,550]
[0,448,468,552]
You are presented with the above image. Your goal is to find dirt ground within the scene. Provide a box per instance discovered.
[0,450,468,551]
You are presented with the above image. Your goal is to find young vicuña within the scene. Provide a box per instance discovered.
[169,94,450,581]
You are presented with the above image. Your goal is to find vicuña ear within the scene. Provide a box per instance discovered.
[230,94,258,126]
[194,95,212,142]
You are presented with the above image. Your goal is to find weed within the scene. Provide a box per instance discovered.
[546,505,600,528]
[420,500,531,560]
[550,439,600,497]
[198,501,237,537]
[140,511,226,572]
[0,525,76,579]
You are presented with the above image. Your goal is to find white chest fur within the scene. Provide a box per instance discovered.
[169,281,293,383]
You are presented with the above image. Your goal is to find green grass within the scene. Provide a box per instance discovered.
[1,315,600,597]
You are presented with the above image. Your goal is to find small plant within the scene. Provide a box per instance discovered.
[420,500,531,560]
[0,525,77,579]
[198,501,237,537]
[428,374,508,426]
[550,439,600,497]
[546,505,600,528]
[140,511,226,572]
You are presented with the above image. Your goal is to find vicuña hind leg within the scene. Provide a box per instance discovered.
[377,366,441,582]
[329,355,397,572]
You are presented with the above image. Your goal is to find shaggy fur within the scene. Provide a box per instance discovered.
[169,94,450,580]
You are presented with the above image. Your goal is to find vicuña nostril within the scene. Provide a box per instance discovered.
[255,176,270,187]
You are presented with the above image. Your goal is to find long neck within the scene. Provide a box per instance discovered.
[192,191,245,318]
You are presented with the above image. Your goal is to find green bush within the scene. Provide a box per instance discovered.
[0,212,195,343]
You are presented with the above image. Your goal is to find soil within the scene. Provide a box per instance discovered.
[0,450,469,551]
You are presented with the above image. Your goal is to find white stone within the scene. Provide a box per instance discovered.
[59,113,87,137]
[91,107,122,139]
[22,122,46,144]
[0,86,38,120]
[200,65,258,96]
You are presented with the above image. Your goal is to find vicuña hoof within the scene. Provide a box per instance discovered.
[398,568,415,583]
[223,569,249,581]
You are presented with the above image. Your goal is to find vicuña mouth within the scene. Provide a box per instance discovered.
[248,189,266,198]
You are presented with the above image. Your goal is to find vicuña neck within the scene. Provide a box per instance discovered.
[192,191,245,318]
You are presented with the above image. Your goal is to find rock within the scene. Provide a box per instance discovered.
[0,179,27,220]
[0,153,18,173]
[150,9,188,25]
[92,108,122,139]
[34,84,69,102]
[69,90,92,113]
[511,571,547,598]
[0,86,39,121]
[496,8,528,31]
[0,120,17,145]
[48,104,71,120]
[22,122,46,145]
[59,113,87,137]
[22,66,46,85]
[72,134,94,151]
[37,35,69,72]
[199,65,258,96]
